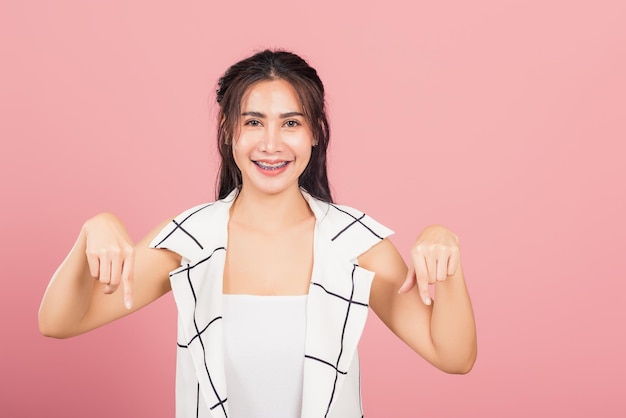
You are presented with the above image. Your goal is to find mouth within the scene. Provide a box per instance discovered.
[253,160,291,171]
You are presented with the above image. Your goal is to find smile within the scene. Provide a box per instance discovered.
[253,161,291,170]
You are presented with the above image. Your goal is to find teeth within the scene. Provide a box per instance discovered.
[255,161,289,170]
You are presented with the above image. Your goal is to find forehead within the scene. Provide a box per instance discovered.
[241,79,303,112]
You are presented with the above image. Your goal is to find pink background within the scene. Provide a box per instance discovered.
[1,1,625,416]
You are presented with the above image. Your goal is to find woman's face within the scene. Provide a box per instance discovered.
[232,78,314,197]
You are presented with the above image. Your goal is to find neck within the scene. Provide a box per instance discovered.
[230,186,313,231]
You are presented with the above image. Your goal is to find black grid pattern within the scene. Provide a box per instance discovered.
[306,264,371,418]
[170,246,228,417]
[300,200,390,417]
[152,202,215,250]
[312,264,367,418]
[329,204,384,242]
[149,190,393,417]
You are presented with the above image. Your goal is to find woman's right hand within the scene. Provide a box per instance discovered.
[40,213,178,338]
[83,213,135,309]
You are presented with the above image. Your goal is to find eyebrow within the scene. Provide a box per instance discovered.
[241,111,305,118]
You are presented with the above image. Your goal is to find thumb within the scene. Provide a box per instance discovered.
[398,264,416,294]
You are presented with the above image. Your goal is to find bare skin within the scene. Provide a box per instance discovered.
[223,188,315,296]
[38,79,476,373]
[38,215,180,338]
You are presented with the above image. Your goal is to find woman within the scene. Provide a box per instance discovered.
[39,50,476,418]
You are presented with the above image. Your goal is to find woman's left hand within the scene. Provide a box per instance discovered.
[398,224,461,305]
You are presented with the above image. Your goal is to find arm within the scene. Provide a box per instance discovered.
[38,213,181,338]
[360,227,477,374]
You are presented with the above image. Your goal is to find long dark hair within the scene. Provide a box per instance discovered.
[215,49,333,203]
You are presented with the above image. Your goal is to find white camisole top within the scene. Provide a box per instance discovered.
[223,294,308,418]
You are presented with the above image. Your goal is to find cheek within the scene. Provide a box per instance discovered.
[232,136,250,158]
[289,131,314,152]
[299,136,315,159]
[232,131,259,151]
[231,140,246,170]
[296,147,313,169]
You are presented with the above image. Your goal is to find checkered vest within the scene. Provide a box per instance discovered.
[150,189,393,418]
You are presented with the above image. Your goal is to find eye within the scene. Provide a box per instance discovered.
[244,119,261,127]
[284,119,301,128]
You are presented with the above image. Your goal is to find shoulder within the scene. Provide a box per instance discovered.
[149,191,237,262]
[358,237,407,284]
[304,192,395,261]
[325,202,393,242]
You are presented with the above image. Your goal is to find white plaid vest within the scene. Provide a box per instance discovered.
[150,189,393,418]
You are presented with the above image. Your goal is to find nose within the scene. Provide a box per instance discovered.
[260,124,281,152]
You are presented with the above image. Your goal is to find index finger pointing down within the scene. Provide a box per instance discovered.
[121,250,135,310]
[414,254,431,306]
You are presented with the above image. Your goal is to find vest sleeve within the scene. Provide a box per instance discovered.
[148,202,217,264]
[322,203,394,262]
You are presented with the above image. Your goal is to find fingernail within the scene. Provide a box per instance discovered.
[125,297,132,310]
[424,297,431,306]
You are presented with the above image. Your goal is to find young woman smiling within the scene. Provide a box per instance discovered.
[39,50,477,418]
